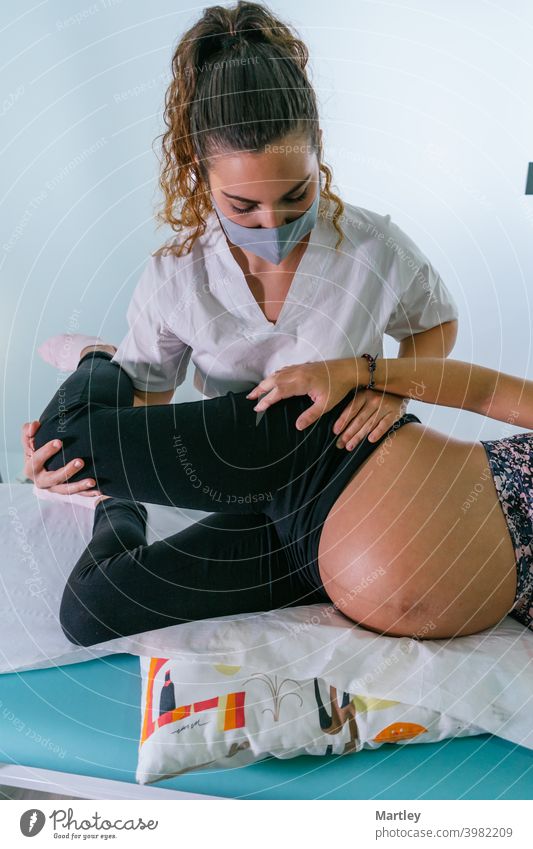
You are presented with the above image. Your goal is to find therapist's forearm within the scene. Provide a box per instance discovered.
[356,356,533,428]
[328,320,459,400]
[362,357,489,413]
[323,321,459,405]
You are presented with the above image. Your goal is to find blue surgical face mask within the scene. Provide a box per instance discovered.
[211,173,321,265]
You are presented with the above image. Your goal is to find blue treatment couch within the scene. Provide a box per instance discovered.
[0,654,532,800]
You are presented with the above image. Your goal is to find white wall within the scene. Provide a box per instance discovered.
[2,0,532,478]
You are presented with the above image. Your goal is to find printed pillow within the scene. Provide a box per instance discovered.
[136,656,484,785]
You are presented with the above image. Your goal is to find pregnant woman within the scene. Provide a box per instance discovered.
[32,347,532,648]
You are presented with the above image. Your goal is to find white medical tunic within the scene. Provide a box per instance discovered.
[111,195,459,397]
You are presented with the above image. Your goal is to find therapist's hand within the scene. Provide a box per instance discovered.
[329,390,409,450]
[247,361,355,429]
[21,419,102,497]
[246,361,409,449]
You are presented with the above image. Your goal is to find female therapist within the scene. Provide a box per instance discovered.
[24,1,458,500]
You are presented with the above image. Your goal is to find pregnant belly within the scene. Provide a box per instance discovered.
[317,422,518,638]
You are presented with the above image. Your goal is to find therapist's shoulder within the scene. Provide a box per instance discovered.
[333,201,434,278]
[140,219,216,298]
[321,199,398,272]
[153,213,219,268]
[322,199,391,252]
[150,226,206,273]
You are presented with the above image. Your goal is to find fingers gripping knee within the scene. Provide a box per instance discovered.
[33,405,99,484]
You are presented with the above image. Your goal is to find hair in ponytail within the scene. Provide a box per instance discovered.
[153,1,345,258]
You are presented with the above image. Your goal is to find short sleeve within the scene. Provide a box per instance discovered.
[111,256,192,393]
[384,221,459,342]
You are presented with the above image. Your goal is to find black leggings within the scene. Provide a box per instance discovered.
[34,351,420,646]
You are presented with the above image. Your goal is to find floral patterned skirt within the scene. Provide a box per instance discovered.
[480,431,533,630]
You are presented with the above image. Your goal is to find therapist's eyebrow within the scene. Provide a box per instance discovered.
[220,173,312,204]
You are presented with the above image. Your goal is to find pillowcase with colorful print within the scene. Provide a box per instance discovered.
[136,655,484,785]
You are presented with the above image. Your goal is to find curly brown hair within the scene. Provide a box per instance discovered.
[152,0,345,258]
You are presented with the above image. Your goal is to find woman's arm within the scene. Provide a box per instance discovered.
[354,356,533,430]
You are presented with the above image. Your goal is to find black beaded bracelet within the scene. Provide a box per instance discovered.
[361,352,379,390]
